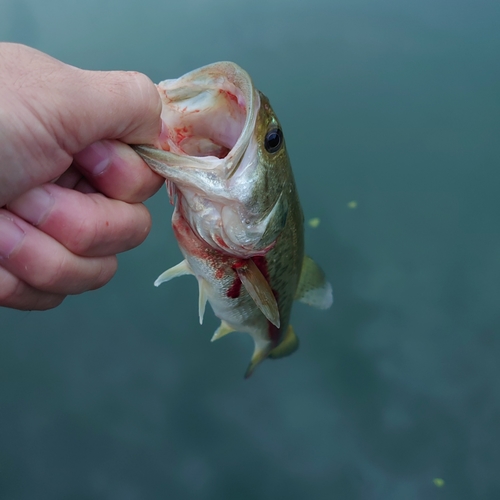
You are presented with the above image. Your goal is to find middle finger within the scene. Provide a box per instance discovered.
[7,183,152,257]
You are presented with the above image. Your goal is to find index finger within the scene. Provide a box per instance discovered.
[73,139,164,203]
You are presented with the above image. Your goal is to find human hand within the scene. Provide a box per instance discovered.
[0,43,164,311]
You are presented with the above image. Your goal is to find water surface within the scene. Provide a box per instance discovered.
[1,0,499,498]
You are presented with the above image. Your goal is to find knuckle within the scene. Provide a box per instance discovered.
[70,217,99,255]
[129,71,157,102]
[30,253,68,291]
[0,265,64,310]
[63,199,102,255]
[127,203,152,247]
[33,294,65,311]
[126,71,162,129]
[30,253,116,295]
[90,256,117,290]
[0,267,21,305]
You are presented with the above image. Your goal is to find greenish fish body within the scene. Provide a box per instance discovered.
[134,62,332,377]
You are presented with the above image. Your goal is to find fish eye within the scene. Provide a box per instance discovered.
[264,128,283,153]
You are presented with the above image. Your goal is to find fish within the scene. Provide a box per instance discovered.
[133,62,332,377]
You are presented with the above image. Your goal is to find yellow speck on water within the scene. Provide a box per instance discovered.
[347,200,358,209]
[433,478,445,488]
[308,218,321,228]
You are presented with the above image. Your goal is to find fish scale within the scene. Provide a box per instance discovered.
[133,62,332,377]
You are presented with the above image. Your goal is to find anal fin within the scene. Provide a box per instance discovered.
[237,259,280,328]
[295,255,333,309]
[154,260,192,287]
[211,321,235,342]
[244,326,299,378]
[244,343,272,379]
[198,279,208,325]
[269,325,299,359]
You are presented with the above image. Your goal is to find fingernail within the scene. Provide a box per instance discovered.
[8,187,54,226]
[0,215,26,259]
[75,141,112,176]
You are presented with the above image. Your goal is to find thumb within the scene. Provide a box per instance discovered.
[0,43,162,204]
[59,68,162,151]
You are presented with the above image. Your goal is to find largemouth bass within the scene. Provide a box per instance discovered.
[134,62,332,377]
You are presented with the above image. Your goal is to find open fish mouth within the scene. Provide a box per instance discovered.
[137,62,260,178]
[158,80,245,159]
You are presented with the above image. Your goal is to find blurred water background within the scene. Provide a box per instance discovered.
[1,0,500,498]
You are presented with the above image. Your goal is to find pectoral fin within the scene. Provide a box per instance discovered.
[295,255,333,309]
[154,260,192,287]
[237,259,280,328]
[268,325,299,359]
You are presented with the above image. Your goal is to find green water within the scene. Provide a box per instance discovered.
[1,0,500,498]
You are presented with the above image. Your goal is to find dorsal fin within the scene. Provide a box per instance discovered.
[237,259,280,328]
[295,255,333,309]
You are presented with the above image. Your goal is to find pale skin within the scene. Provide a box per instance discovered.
[0,43,164,310]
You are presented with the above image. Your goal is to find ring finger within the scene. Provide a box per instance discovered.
[0,209,117,295]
